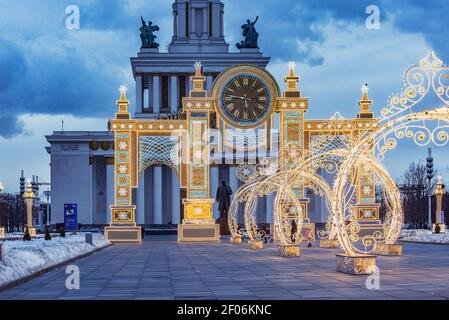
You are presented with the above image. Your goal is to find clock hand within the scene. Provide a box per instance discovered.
[228,95,252,101]
[228,95,245,100]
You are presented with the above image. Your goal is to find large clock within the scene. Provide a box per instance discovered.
[212,65,279,129]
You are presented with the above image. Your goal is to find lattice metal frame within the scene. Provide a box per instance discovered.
[139,136,180,175]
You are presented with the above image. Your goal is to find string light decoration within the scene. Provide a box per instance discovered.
[227,52,449,265]
[330,52,449,257]
[377,51,449,160]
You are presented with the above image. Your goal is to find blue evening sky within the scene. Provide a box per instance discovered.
[0,0,448,191]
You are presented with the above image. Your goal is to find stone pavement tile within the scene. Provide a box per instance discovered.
[1,240,449,300]
[291,289,343,299]
[135,295,175,300]
[383,289,435,299]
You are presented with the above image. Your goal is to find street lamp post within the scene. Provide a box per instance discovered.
[23,179,36,237]
[435,176,446,233]
[0,181,4,238]
[426,148,434,229]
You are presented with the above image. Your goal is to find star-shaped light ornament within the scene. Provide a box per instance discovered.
[117,212,129,220]
[363,210,373,218]
[119,85,128,96]
[118,85,128,102]
[194,61,203,76]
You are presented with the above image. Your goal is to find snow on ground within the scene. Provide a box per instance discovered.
[399,229,449,244]
[0,233,110,287]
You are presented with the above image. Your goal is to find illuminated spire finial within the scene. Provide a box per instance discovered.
[288,61,296,77]
[119,85,128,101]
[23,178,35,199]
[194,61,203,76]
[115,84,130,117]
[361,83,369,101]
[435,176,446,195]
[190,61,207,97]
[358,83,373,118]
[283,61,300,97]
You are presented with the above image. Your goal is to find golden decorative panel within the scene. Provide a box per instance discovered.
[287,123,300,141]
[192,167,205,187]
[184,203,212,220]
[357,205,379,220]
[111,207,135,224]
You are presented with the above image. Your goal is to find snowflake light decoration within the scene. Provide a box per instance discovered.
[362,185,372,195]
[118,142,128,150]
[236,163,258,183]
[118,188,127,197]
[119,165,127,174]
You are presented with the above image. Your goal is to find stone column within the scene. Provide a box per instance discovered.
[266,194,274,224]
[171,170,181,224]
[202,8,208,37]
[206,75,214,93]
[177,2,186,38]
[106,161,114,224]
[153,166,163,224]
[188,73,193,93]
[137,172,145,225]
[190,7,196,37]
[211,2,220,37]
[220,4,224,37]
[170,75,179,112]
[210,166,219,219]
[173,10,177,37]
[229,167,238,196]
[147,76,153,111]
[153,75,160,114]
[135,75,143,114]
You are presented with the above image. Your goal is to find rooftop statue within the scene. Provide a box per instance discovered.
[140,16,160,48]
[236,16,259,49]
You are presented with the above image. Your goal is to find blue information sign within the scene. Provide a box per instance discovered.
[64,204,78,230]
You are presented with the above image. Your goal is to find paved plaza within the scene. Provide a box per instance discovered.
[1,236,449,300]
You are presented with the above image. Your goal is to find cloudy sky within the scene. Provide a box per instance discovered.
[1,0,449,192]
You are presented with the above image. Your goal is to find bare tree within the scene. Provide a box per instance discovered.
[397,161,438,227]
[0,193,25,232]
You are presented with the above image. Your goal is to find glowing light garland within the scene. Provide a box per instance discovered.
[228,51,449,259]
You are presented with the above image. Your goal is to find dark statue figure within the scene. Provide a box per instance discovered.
[140,16,160,48]
[236,16,259,49]
[216,180,233,235]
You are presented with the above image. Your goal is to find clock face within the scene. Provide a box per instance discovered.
[219,74,272,127]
